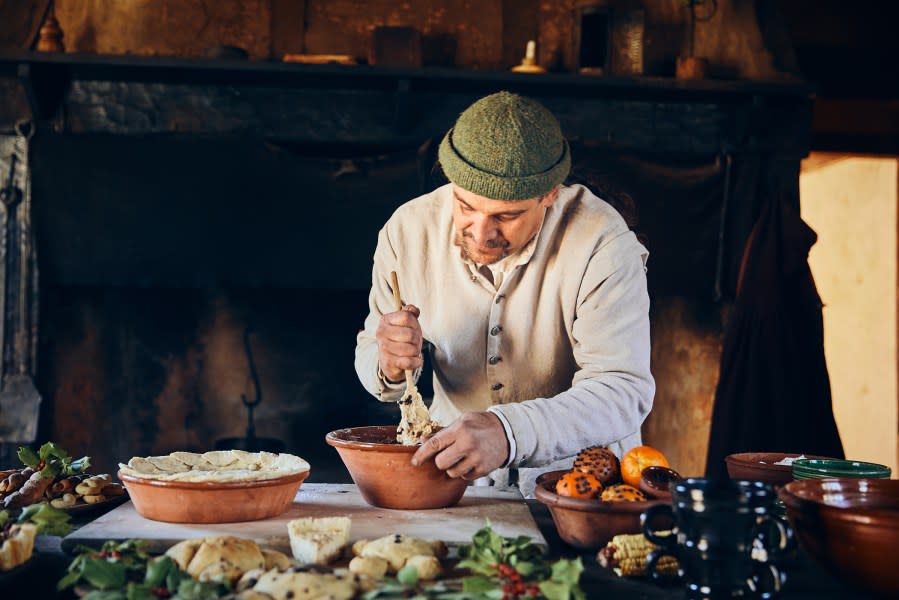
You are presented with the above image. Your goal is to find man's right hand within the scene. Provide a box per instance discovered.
[376,304,423,382]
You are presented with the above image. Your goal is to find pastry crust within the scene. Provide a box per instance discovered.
[0,523,37,571]
[352,533,444,579]
[250,568,357,600]
[119,450,309,482]
[405,555,442,580]
[165,536,266,583]
[348,555,389,579]
[288,516,351,565]
[262,548,291,570]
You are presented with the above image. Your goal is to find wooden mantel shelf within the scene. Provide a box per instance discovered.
[0,50,815,157]
[0,51,814,98]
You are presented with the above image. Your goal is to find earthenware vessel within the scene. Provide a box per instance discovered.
[119,470,308,523]
[534,469,667,549]
[325,425,467,510]
[779,477,899,597]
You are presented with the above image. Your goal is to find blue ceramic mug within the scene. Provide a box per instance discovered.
[642,478,795,600]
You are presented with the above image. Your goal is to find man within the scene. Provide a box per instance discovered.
[354,91,654,496]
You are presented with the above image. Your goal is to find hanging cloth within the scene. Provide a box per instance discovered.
[705,194,844,479]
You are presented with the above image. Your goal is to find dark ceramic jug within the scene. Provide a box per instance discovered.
[642,478,795,600]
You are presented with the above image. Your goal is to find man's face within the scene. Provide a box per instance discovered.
[451,184,558,265]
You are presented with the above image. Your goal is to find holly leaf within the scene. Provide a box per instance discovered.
[461,575,496,594]
[539,558,585,600]
[17,446,40,468]
[82,590,127,600]
[549,557,584,586]
[18,502,73,536]
[175,577,230,599]
[143,556,175,589]
[80,556,128,590]
[39,441,69,462]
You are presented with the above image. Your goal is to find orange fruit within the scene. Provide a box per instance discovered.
[620,445,670,488]
[555,470,603,499]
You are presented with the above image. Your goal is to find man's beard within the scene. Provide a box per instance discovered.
[455,232,509,264]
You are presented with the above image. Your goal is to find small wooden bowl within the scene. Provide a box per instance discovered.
[638,465,681,500]
[118,470,309,523]
[533,470,667,550]
[325,425,468,510]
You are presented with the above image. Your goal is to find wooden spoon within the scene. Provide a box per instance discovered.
[389,271,435,445]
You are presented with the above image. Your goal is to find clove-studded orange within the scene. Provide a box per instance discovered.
[600,483,648,502]
[555,470,603,499]
[573,446,621,486]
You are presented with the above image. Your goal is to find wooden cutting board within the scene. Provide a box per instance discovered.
[63,483,545,554]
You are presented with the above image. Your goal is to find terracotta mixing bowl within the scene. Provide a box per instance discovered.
[779,478,899,597]
[118,470,309,523]
[533,469,667,550]
[725,453,832,486]
[325,425,468,510]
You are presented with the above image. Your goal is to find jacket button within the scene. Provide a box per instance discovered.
[495,294,505,304]
[490,325,502,336]
[488,355,501,365]
[491,383,504,391]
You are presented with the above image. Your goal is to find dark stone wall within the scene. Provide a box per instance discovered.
[37,285,399,483]
[26,131,745,476]
[0,1,812,476]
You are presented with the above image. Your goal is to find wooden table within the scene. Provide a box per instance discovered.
[62,483,545,554]
[2,483,885,599]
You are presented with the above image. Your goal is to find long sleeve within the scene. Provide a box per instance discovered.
[489,231,654,467]
[354,225,419,403]
[354,184,655,478]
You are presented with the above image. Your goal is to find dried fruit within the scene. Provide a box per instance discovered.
[573,446,621,486]
[555,470,603,499]
[600,483,647,502]
[620,445,670,488]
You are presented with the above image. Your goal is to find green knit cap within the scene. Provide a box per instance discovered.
[438,91,570,200]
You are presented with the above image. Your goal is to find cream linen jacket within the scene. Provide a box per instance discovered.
[354,183,654,487]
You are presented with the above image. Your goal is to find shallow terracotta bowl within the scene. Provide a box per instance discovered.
[325,425,468,510]
[725,452,832,486]
[779,477,899,597]
[533,469,667,550]
[118,469,309,523]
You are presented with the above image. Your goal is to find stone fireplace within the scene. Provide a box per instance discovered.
[0,51,813,478]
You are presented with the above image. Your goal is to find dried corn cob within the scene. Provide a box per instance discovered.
[597,532,679,577]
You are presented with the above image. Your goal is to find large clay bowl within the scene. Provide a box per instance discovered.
[533,469,667,550]
[325,425,468,510]
[779,478,899,597]
[725,452,832,486]
[118,470,308,523]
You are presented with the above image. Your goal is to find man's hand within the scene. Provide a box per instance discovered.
[376,304,423,382]
[411,412,510,480]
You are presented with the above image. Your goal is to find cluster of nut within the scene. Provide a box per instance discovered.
[48,473,125,509]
